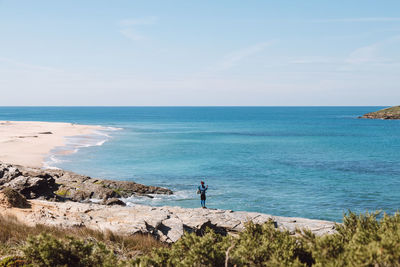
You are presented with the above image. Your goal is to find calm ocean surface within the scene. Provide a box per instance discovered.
[1,107,399,222]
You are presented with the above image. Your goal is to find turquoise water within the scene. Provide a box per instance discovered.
[1,107,399,222]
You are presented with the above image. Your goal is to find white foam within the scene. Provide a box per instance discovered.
[121,189,195,206]
[95,140,107,146]
[43,155,64,170]
[101,126,123,131]
[42,161,61,170]
[43,124,122,169]
[90,198,103,203]
[93,130,111,138]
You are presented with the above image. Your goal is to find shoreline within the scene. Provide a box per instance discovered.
[0,199,337,243]
[0,160,336,243]
[0,120,337,242]
[0,120,104,168]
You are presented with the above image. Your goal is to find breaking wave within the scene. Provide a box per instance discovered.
[43,126,122,169]
[121,190,195,207]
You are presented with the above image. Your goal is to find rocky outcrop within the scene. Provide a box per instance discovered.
[102,198,126,206]
[360,106,400,120]
[0,187,30,208]
[54,172,172,202]
[0,200,337,243]
[0,162,172,203]
[0,163,57,199]
[0,162,337,244]
[51,170,172,201]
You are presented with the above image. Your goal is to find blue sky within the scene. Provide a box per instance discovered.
[0,0,399,106]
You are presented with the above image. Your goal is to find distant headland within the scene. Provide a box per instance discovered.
[360,106,400,120]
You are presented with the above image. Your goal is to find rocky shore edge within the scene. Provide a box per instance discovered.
[0,162,337,243]
[359,105,400,120]
[0,161,172,204]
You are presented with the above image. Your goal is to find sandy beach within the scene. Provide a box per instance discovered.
[0,121,101,168]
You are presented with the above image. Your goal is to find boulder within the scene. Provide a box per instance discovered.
[103,198,126,206]
[0,187,30,208]
[4,175,57,199]
[0,163,57,199]
[0,163,22,182]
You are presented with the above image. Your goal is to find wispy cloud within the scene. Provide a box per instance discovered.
[215,40,277,71]
[290,57,341,65]
[0,57,61,72]
[346,44,380,64]
[118,16,158,41]
[118,16,158,26]
[312,17,400,23]
[289,35,400,71]
[119,29,146,41]
[345,35,400,65]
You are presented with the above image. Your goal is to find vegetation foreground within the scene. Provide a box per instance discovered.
[1,211,400,266]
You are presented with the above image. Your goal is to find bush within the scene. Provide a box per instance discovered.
[135,221,311,267]
[3,211,400,266]
[0,214,164,261]
[22,233,119,267]
[136,212,400,267]
[302,211,400,267]
[229,221,311,266]
[0,256,26,267]
[136,229,231,267]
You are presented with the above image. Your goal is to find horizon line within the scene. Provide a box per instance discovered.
[0,105,393,108]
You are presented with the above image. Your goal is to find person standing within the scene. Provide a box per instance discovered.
[198,181,208,208]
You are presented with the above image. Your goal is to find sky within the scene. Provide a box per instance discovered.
[0,0,399,106]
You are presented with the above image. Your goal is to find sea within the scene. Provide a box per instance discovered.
[1,106,399,222]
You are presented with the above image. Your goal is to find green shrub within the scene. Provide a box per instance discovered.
[135,222,311,267]
[0,214,164,263]
[229,221,310,266]
[301,211,400,267]
[3,211,400,266]
[135,212,400,267]
[22,233,119,267]
[136,229,231,267]
[0,256,26,267]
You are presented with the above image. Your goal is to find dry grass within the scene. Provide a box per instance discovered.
[0,214,166,260]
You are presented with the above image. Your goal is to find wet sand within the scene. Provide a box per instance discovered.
[0,121,101,168]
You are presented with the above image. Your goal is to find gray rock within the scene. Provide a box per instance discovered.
[0,162,173,202]
[157,217,184,243]
[0,163,22,182]
[1,199,337,244]
[51,169,172,201]
[103,198,126,206]
[0,163,57,199]
[0,162,337,243]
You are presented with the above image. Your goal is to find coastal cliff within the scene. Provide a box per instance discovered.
[0,162,172,203]
[0,162,336,243]
[360,106,400,120]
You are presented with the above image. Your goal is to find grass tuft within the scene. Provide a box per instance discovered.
[0,214,165,264]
